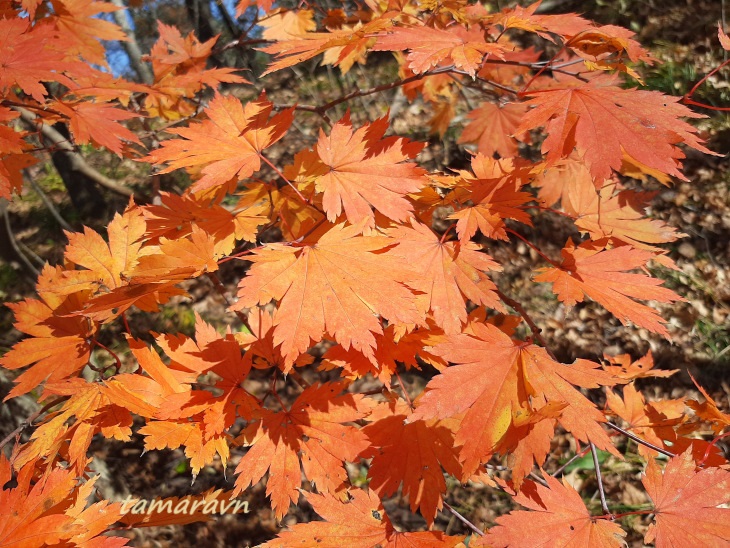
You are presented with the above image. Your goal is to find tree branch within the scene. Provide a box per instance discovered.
[275,65,458,120]
[14,106,146,202]
[109,0,154,84]
[552,445,591,477]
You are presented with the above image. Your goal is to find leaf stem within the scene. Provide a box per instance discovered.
[595,509,654,521]
[395,371,414,410]
[496,289,556,360]
[258,153,309,205]
[698,431,730,467]
[275,65,460,125]
[684,58,730,102]
[92,339,122,374]
[288,369,311,390]
[505,228,560,268]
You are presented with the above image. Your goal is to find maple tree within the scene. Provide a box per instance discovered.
[0,0,729,546]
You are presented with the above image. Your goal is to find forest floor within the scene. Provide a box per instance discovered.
[0,1,728,546]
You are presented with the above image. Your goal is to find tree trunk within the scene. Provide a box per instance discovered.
[50,123,110,219]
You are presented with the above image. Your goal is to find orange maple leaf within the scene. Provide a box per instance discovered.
[605,383,726,465]
[0,461,74,544]
[493,1,593,39]
[262,488,464,547]
[484,476,626,547]
[533,239,684,337]
[0,107,37,198]
[0,19,76,101]
[128,225,220,283]
[447,155,533,243]
[232,382,373,519]
[63,205,146,292]
[260,8,316,40]
[361,398,462,525]
[411,321,617,477]
[606,382,682,459]
[1,294,93,400]
[51,99,142,156]
[144,23,247,120]
[520,347,619,447]
[145,93,293,193]
[601,350,678,380]
[141,189,269,256]
[535,161,681,251]
[51,0,127,66]
[577,183,681,250]
[260,15,394,75]
[517,77,712,180]
[458,101,531,158]
[387,220,504,334]
[309,115,426,227]
[373,25,507,77]
[233,222,423,369]
[12,380,113,474]
[0,456,127,547]
[642,449,730,547]
[687,373,730,434]
[321,324,432,383]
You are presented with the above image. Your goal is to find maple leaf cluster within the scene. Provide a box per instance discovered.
[1,0,729,546]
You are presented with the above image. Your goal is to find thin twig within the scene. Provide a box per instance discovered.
[552,445,591,477]
[1,200,39,277]
[528,471,550,488]
[505,228,560,268]
[442,502,485,537]
[92,339,122,374]
[276,65,458,119]
[606,422,676,458]
[17,240,45,268]
[25,173,73,231]
[258,153,309,205]
[590,441,611,516]
[0,396,69,451]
